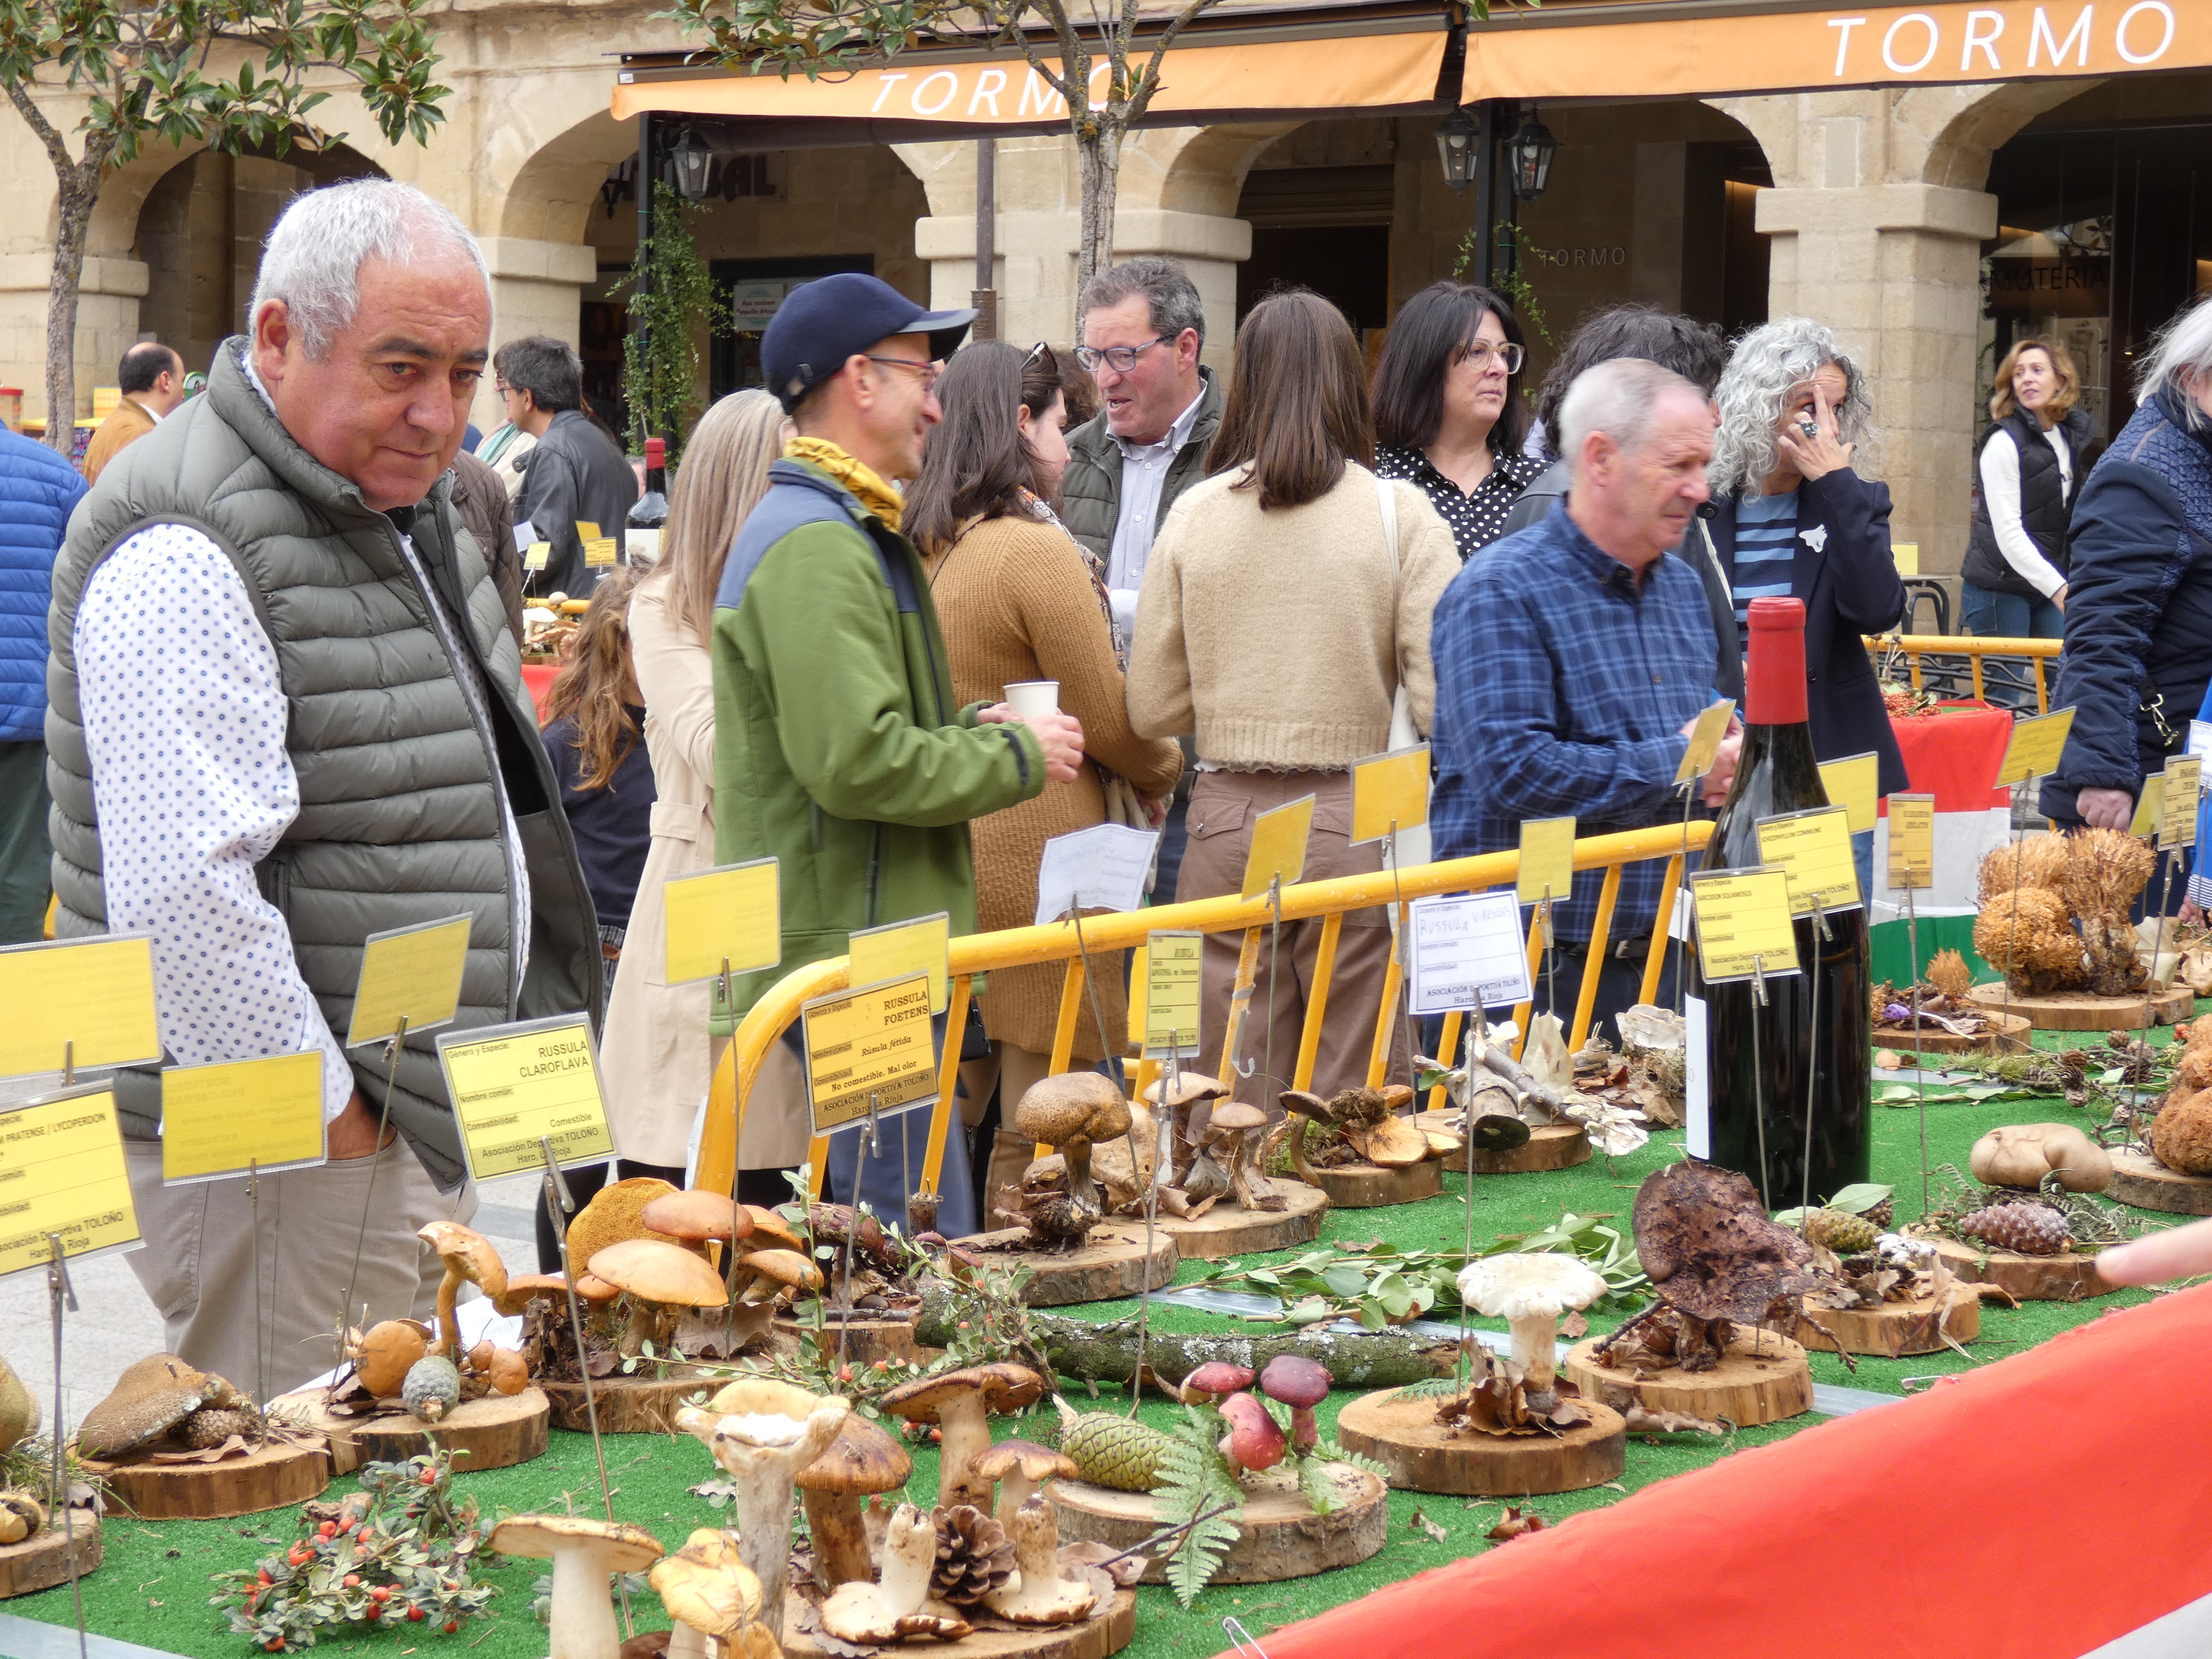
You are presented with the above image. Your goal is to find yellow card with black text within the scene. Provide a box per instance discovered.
[665,858,782,985]
[1242,795,1315,900]
[348,914,472,1049]
[0,1086,140,1280]
[583,537,618,568]
[802,973,938,1135]
[1995,706,2076,786]
[0,934,161,1082]
[2161,755,2202,850]
[161,1051,326,1184]
[524,542,550,573]
[1350,746,1430,846]
[851,913,950,1016]
[1818,752,1881,835]
[1690,868,1801,982]
[1517,816,1577,907]
[1674,701,1735,786]
[574,521,601,541]
[436,1014,618,1181]
[1886,793,1936,891]
[1756,806,1860,914]
[2132,776,2165,839]
[1141,931,1204,1058]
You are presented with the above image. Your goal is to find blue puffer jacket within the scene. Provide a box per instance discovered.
[0,429,88,742]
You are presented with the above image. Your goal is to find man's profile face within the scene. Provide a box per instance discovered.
[1599,392,1715,562]
[1082,294,1200,445]
[854,331,942,482]
[254,253,490,513]
[146,352,187,417]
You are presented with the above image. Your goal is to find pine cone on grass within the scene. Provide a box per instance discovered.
[1957,1203,2070,1256]
[1803,1209,1877,1254]
[931,1504,1016,1607]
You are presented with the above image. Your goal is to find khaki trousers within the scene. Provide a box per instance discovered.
[959,1042,1059,1224]
[123,1136,477,1401]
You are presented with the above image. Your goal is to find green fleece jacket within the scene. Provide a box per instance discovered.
[711,457,1047,1019]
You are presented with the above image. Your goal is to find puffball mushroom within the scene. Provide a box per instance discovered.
[876,1364,1045,1510]
[1455,1253,1609,1398]
[1258,1354,1330,1453]
[974,1438,1078,1528]
[1970,1123,2114,1194]
[417,1221,508,1361]
[1217,1392,1288,1474]
[650,1528,762,1659]
[675,1378,850,1638]
[820,1501,971,1645]
[587,1237,731,1356]
[466,1340,530,1397]
[1014,1072,1132,1213]
[0,1355,36,1457]
[983,1496,1097,1626]
[487,1514,664,1659]
[348,1320,427,1397]
[795,1413,913,1589]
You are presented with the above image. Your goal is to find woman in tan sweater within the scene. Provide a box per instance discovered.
[1128,289,1457,1106]
[909,342,1184,1202]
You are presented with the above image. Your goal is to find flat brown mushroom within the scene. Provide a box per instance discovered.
[418,1221,509,1360]
[796,1415,913,1587]
[650,1528,762,1659]
[491,1272,571,1318]
[78,1354,215,1459]
[974,1438,1078,1526]
[1206,1101,1280,1211]
[642,1189,754,1254]
[587,1237,730,1355]
[876,1364,1044,1509]
[742,1206,807,1254]
[732,1247,823,1306]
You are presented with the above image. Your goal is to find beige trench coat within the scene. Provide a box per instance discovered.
[600,576,811,1169]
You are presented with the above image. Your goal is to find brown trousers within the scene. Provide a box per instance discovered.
[1179,769,1410,1109]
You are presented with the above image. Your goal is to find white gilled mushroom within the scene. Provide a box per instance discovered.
[875,1364,1045,1509]
[819,1501,971,1645]
[1455,1254,1609,1399]
[650,1528,761,1659]
[674,1378,849,1638]
[417,1221,509,1360]
[487,1514,665,1659]
[982,1496,1097,1626]
[795,1414,913,1588]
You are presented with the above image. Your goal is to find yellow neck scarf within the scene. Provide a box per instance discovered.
[786,436,904,533]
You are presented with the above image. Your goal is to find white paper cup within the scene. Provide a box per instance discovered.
[1004,680,1060,719]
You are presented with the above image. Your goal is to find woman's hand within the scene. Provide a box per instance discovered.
[2076,787,2134,830]
[1773,380,1855,484]
[2052,584,2067,614]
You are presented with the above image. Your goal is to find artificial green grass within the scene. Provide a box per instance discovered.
[13,1014,2188,1659]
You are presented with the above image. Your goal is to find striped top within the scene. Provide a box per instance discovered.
[1729,487,1798,642]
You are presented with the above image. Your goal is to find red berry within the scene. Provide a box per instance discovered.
[929,1427,942,1442]
[421,1469,437,1485]
[444,1620,460,1634]
[287,1548,309,1566]
[343,1575,360,1589]
[257,1569,272,1586]
[266,1640,286,1653]
[408,1605,426,1622]
[318,1521,337,1538]
[370,1586,392,1603]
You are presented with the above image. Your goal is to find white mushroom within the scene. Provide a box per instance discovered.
[983,1496,1097,1626]
[818,1503,970,1645]
[1455,1253,1609,1396]
[487,1514,664,1659]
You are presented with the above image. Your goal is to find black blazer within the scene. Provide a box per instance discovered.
[1704,467,1909,797]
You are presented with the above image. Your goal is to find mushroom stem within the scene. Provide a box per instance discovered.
[801,1489,874,1589]
[1063,1134,1097,1211]
[431,1264,465,1361]
[1289,1406,1317,1454]
[935,1394,995,1510]
[618,1298,675,1358]
[665,1627,709,1659]
[1507,1312,1560,1395]
[995,1472,1041,1529]
[548,1538,623,1659]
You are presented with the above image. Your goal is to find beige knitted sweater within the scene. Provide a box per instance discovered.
[1126,462,1457,768]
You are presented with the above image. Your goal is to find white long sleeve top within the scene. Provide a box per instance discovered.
[1978,423,2074,600]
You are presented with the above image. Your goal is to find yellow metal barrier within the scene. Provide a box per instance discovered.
[1865,633,2061,712]
[697,821,1715,1205]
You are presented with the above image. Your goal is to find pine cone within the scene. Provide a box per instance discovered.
[1862,1197,1894,1230]
[180,1405,260,1449]
[1956,1203,2070,1256]
[930,1504,1015,1607]
[1803,1209,1877,1254]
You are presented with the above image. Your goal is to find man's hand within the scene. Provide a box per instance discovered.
[327,1088,395,1161]
[1680,711,1744,807]
[2077,787,2134,830]
[2052,584,2068,614]
[2097,1213,2212,1286]
[980,704,1086,783]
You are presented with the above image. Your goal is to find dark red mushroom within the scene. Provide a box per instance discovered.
[1217,1392,1287,1473]
[1257,1354,1330,1453]
[1180,1362,1256,1403]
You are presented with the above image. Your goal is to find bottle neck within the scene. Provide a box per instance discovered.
[1744,621,1809,726]
[645,468,667,495]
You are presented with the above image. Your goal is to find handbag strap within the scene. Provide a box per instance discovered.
[1377,474,1406,698]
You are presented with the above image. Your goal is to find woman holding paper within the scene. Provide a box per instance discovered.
[909,342,1184,1207]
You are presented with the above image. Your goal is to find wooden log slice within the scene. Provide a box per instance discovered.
[1794,1285,1980,1357]
[1871,1011,2033,1055]
[2106,1146,2212,1215]
[781,1587,1135,1659]
[948,1222,1179,1307]
[79,1436,327,1520]
[1964,983,2190,1031]
[0,1509,100,1599]
[1154,1182,1331,1259]
[774,1313,937,1369]
[539,1368,715,1434]
[1562,1329,1812,1427]
[268,1387,550,1475]
[1308,1160,1442,1209]
[1928,1238,2117,1302]
[1412,1113,1591,1175]
[1333,1388,1626,1496]
[1047,1462,1387,1584]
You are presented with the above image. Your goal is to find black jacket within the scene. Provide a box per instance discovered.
[516,408,639,594]
[1963,406,2092,600]
[1704,468,1908,796]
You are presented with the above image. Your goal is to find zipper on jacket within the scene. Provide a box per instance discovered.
[865,822,882,928]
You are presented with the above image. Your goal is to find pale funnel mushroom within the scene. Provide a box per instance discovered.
[1455,1253,1608,1399]
[819,1501,970,1645]
[487,1514,664,1659]
[650,1528,761,1659]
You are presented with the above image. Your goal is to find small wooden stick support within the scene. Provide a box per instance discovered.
[539,1137,629,1635]
[334,1013,408,1366]
[49,1233,89,1651]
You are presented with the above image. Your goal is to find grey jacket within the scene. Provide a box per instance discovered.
[45,338,602,1190]
[517,408,639,594]
[1057,368,1224,563]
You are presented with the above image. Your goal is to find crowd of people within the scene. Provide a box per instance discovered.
[14,173,2212,1391]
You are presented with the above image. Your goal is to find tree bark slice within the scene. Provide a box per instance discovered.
[1046,1463,1387,1584]
[268,1387,550,1474]
[1964,983,2192,1031]
[1563,1329,1813,1426]
[0,1508,100,1599]
[539,1368,715,1434]
[1793,1285,1980,1357]
[950,1223,1179,1307]
[774,1313,939,1369]
[1335,1387,1626,1495]
[781,1586,1135,1659]
[1871,1012,2033,1054]
[79,1437,328,1520]
[1928,1239,2117,1301]
[2105,1147,2212,1215]
[1307,1161,1441,1209]
[1156,1183,1330,1259]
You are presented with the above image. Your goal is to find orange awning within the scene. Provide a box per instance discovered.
[1463,0,2212,103]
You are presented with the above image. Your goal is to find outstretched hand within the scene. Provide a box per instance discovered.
[2096,1215,2212,1286]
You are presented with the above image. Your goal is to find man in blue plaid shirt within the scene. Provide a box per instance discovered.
[1431,358,1741,1032]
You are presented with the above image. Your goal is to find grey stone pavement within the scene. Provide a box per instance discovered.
[0,1172,546,1434]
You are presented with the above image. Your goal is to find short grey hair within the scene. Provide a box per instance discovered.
[1079,257,1205,348]
[1707,316,1874,497]
[249,178,488,358]
[1559,357,1707,480]
[2139,295,2212,428]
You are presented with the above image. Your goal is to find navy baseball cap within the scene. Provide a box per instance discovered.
[763,273,975,412]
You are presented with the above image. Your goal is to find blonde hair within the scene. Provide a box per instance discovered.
[655,389,788,645]
[1991,338,2081,422]
[544,567,643,791]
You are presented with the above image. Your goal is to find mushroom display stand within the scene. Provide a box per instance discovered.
[782,1587,1137,1659]
[1792,1284,1981,1357]
[1562,1329,1814,1427]
[268,1386,550,1474]
[1927,1239,2117,1302]
[952,1221,1179,1306]
[2104,1146,2212,1215]
[1154,1183,1331,1260]
[1875,1011,2034,1055]
[1047,1463,1387,1584]
[774,1312,937,1368]
[77,1435,328,1520]
[1412,1114,1593,1176]
[539,1367,716,1434]
[0,1506,100,1598]
[1333,1388,1626,1496]
[1304,1159,1441,1209]
[1964,981,2192,1031]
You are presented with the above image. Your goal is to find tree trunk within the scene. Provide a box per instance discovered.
[44,157,103,453]
[1073,119,1121,323]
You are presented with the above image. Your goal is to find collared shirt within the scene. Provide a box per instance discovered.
[1375,443,1544,563]
[1429,499,1719,944]
[1105,383,1209,595]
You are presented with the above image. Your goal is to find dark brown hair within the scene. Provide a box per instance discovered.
[544,565,642,790]
[1208,288,1373,511]
[1371,281,1530,457]
[905,341,1072,556]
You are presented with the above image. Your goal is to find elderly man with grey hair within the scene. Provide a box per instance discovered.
[1429,356,1739,1038]
[46,177,601,1395]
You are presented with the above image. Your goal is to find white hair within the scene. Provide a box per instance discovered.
[248,178,488,358]
[2140,295,2212,429]
[1707,316,1875,497]
[1560,357,1706,481]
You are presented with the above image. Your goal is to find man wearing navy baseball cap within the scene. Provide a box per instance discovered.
[709,273,1087,1226]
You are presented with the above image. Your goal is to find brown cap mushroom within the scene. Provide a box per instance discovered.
[589,1238,730,1356]
[974,1438,1078,1526]
[650,1528,762,1659]
[78,1353,211,1459]
[418,1221,509,1359]
[876,1364,1044,1509]
[641,1190,753,1251]
[489,1515,664,1659]
[741,1206,807,1254]
[492,1272,571,1318]
[573,1272,621,1305]
[348,1320,427,1398]
[1218,1392,1288,1473]
[467,1340,531,1397]
[1362,1113,1431,1168]
[1257,1354,1330,1453]
[1970,1123,2113,1194]
[1143,1073,1228,1110]
[797,1416,914,1588]
[1179,1362,1255,1402]
[1015,1074,1133,1212]
[564,1176,682,1276]
[732,1247,824,1305]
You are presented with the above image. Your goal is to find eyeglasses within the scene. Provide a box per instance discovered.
[1025,340,1058,371]
[1073,336,1165,375]
[1455,340,1526,375]
[864,355,942,391]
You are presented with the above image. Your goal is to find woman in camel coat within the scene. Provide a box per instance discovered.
[909,342,1185,1202]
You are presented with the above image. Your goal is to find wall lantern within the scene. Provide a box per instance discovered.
[670,125,715,204]
[1506,108,1559,202]
[1434,106,1480,193]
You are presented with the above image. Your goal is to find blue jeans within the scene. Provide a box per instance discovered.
[1960,582,2062,711]
[1852,829,1875,907]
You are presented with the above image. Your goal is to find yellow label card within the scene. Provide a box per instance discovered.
[161,1051,326,1184]
[1142,931,1204,1057]
[0,1087,140,1280]
[1350,746,1430,846]
[0,935,161,1081]
[1517,816,1577,907]
[1886,792,1936,891]
[665,858,781,985]
[2132,775,2166,839]
[524,542,550,573]
[1995,706,2076,786]
[347,914,472,1050]
[1242,795,1315,900]
[851,912,950,1017]
[1892,542,1921,577]
[583,537,618,568]
[1756,806,1861,914]
[574,521,601,541]
[436,1015,618,1182]
[801,972,938,1136]
[2161,755,2203,851]
[1674,701,1736,786]
[1818,752,1881,835]
[1690,868,1801,982]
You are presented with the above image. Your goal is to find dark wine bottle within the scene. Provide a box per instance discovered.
[627,434,670,567]
[1685,595,1871,1210]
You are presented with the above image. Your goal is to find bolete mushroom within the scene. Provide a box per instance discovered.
[1257,1354,1330,1453]
[796,1413,913,1588]
[650,1528,761,1659]
[1217,1392,1288,1474]
[1361,1109,1430,1169]
[731,1248,824,1307]
[347,1320,427,1397]
[1146,1071,1231,1183]
[1970,1123,2114,1194]
[876,1363,1044,1510]
[78,1353,212,1459]
[1205,1101,1278,1210]
[1178,1363,1255,1403]
[487,1514,665,1659]
[819,1500,970,1645]
[1013,1073,1132,1213]
[973,1439,1077,1528]
[674,1378,849,1638]
[741,1207,808,1254]
[492,1272,571,1318]
[417,1220,509,1360]
[1455,1253,1609,1399]
[587,1237,730,1356]
[982,1496,1097,1626]
[1276,1092,1336,1185]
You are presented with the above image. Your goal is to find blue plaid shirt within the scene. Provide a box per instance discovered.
[1430,499,1719,945]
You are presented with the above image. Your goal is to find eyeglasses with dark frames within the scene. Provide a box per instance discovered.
[863,354,942,391]
[1073,336,1166,375]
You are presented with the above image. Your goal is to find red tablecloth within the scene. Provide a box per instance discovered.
[1882,700,2013,814]
[520,663,558,726]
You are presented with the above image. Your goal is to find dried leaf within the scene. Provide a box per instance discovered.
[1622,1406,1727,1437]
[1409,1507,1449,1545]
[1486,1506,1547,1542]
[1560,1311,1589,1340]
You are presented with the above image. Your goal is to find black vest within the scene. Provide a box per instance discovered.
[1964,407,2086,600]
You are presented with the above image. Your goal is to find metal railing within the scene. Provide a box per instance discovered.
[1865,633,2062,712]
[696,821,1713,1203]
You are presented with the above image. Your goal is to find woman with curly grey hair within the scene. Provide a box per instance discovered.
[1703,318,1906,893]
